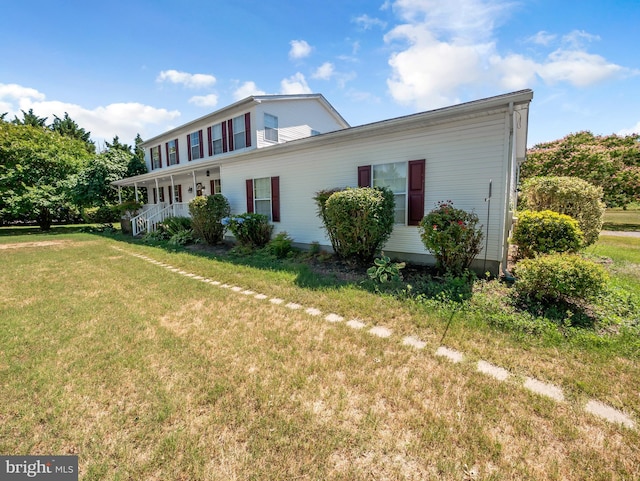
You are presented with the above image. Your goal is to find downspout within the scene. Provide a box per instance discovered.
[502,101,515,279]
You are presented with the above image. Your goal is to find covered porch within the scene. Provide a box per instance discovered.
[112,165,221,236]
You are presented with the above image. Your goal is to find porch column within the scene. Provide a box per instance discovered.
[170,175,175,205]
[155,178,160,204]
[118,186,122,204]
[192,171,197,197]
[134,182,139,202]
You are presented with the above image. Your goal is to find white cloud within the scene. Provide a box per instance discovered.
[280,73,312,94]
[527,31,556,46]
[188,94,219,108]
[233,81,267,100]
[353,14,387,30]
[157,69,216,88]
[0,83,180,145]
[618,122,640,137]
[289,40,312,60]
[538,49,625,87]
[384,0,634,109]
[312,62,335,80]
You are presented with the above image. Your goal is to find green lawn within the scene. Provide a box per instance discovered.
[1,231,638,479]
[603,206,640,231]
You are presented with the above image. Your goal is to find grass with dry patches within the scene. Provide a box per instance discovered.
[0,232,639,479]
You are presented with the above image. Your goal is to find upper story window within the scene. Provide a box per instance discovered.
[151,145,162,169]
[233,115,247,150]
[211,123,223,155]
[189,130,203,161]
[373,162,407,225]
[166,139,179,166]
[264,113,278,142]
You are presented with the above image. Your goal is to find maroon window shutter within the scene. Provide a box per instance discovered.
[165,143,169,164]
[198,130,204,158]
[244,112,251,147]
[210,180,215,194]
[175,139,180,164]
[159,186,164,203]
[158,145,162,168]
[227,119,234,151]
[222,122,228,152]
[187,134,192,161]
[168,186,173,204]
[271,176,280,222]
[407,159,426,226]
[358,165,372,187]
[177,184,182,203]
[152,188,157,204]
[207,127,213,156]
[246,179,254,213]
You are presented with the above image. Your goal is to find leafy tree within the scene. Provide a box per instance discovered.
[0,122,91,229]
[522,131,640,208]
[71,149,131,208]
[128,133,148,177]
[51,112,95,153]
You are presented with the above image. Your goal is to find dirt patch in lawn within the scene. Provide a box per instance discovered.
[0,240,68,250]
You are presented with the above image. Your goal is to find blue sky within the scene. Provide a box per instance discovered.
[1,0,638,148]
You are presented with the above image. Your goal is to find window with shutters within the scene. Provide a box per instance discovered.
[172,184,182,203]
[254,177,271,219]
[264,113,278,142]
[373,162,407,224]
[189,131,202,160]
[233,115,247,150]
[211,178,221,194]
[167,139,179,166]
[211,123,223,155]
[151,146,161,170]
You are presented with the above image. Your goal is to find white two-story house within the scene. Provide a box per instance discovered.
[114,90,532,275]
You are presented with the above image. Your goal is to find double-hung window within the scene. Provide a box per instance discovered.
[264,113,278,142]
[233,115,247,150]
[151,145,161,169]
[373,162,407,225]
[211,123,223,155]
[245,176,280,222]
[189,131,202,160]
[167,139,179,166]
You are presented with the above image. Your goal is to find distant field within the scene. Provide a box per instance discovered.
[603,207,640,231]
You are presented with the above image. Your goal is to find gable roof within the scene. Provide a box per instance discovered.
[141,93,349,147]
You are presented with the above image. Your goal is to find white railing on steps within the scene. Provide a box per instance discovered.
[131,203,190,236]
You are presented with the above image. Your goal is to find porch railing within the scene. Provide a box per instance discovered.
[131,202,190,236]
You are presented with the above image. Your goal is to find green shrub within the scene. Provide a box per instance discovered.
[511,210,583,259]
[267,231,294,258]
[418,201,484,275]
[513,253,608,303]
[313,188,345,253]
[189,194,231,245]
[223,213,273,248]
[367,253,405,284]
[521,176,605,246]
[319,187,395,263]
[82,205,119,223]
[160,216,192,235]
[168,229,194,246]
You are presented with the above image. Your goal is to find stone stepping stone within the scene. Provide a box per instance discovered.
[585,400,635,429]
[270,298,284,305]
[254,294,268,300]
[435,346,464,363]
[347,319,366,330]
[285,302,302,310]
[402,336,426,349]
[477,360,510,381]
[325,313,344,323]
[305,307,322,316]
[523,377,564,402]
[369,326,392,338]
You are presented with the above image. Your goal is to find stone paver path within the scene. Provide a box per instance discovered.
[116,247,637,431]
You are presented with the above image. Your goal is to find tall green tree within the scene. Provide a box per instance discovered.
[12,108,47,128]
[129,133,147,177]
[0,122,91,229]
[51,112,95,154]
[522,131,640,208]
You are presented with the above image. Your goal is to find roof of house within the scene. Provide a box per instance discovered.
[140,93,350,147]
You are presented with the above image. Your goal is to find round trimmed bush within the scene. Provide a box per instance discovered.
[322,187,395,263]
[513,253,608,303]
[189,194,230,245]
[521,176,605,246]
[511,210,583,259]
